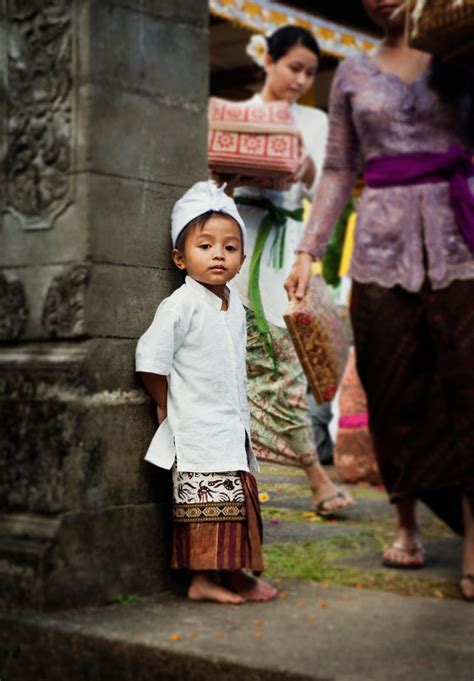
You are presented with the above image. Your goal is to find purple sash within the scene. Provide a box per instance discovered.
[364,145,474,253]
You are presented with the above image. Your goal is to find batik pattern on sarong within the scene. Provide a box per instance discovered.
[172,470,246,523]
[171,470,264,572]
[245,306,317,468]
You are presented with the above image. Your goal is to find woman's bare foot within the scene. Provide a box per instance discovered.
[460,497,474,601]
[305,463,355,515]
[460,575,474,601]
[224,570,278,601]
[188,572,245,605]
[382,498,425,569]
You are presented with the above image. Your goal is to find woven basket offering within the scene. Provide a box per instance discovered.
[284,276,350,405]
[405,0,474,64]
[208,97,302,179]
[333,348,381,485]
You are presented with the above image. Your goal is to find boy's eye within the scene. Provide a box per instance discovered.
[198,244,211,249]
[225,245,237,252]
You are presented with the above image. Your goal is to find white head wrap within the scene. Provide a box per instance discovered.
[171,180,246,251]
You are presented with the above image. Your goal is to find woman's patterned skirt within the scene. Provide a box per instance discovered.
[350,278,474,535]
[245,307,318,469]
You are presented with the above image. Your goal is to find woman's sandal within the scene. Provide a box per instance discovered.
[382,541,426,569]
[459,574,474,602]
[314,489,355,518]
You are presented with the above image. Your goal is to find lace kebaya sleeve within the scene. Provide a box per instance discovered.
[297,61,360,259]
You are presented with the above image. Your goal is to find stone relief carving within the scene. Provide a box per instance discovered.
[0,272,29,340]
[42,265,89,337]
[5,0,75,230]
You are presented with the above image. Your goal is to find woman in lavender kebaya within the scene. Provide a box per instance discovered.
[285,0,474,600]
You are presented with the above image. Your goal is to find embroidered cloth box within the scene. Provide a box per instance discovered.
[404,0,474,65]
[208,96,302,179]
[334,348,381,485]
[283,276,350,405]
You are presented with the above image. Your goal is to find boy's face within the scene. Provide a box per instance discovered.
[172,215,245,294]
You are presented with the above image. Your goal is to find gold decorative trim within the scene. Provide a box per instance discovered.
[210,0,377,60]
[174,502,247,523]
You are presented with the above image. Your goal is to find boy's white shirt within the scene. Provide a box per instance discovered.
[136,276,258,473]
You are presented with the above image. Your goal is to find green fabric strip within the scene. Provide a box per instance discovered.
[235,195,304,372]
[321,199,354,288]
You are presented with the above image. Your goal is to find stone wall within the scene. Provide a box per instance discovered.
[0,0,208,608]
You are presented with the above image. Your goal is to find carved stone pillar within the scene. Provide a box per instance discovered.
[0,0,208,608]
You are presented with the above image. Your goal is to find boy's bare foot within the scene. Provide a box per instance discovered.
[224,570,278,601]
[188,572,245,605]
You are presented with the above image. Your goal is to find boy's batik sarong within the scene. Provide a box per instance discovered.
[171,469,264,572]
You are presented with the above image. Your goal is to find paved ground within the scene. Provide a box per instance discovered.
[1,464,472,681]
[2,578,472,681]
[258,464,464,599]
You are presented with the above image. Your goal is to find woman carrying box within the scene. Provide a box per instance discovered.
[217,26,354,517]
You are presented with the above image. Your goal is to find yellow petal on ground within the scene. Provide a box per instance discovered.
[169,633,182,641]
[433,590,444,599]
[306,614,317,621]
[215,631,225,639]
[279,591,288,599]
[254,632,264,638]
[259,492,270,503]
[302,512,314,518]
[252,619,263,626]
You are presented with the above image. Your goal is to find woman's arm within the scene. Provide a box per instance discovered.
[296,108,328,199]
[285,61,360,300]
[140,373,168,424]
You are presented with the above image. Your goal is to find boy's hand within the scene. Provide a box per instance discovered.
[139,372,168,423]
[157,404,167,424]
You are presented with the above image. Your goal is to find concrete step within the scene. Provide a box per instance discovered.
[1,579,472,681]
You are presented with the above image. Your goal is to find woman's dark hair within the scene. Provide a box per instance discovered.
[266,25,321,63]
[429,56,474,145]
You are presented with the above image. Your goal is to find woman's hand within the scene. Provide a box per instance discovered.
[284,251,313,301]
[292,154,316,188]
[210,171,241,196]
[210,171,293,193]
